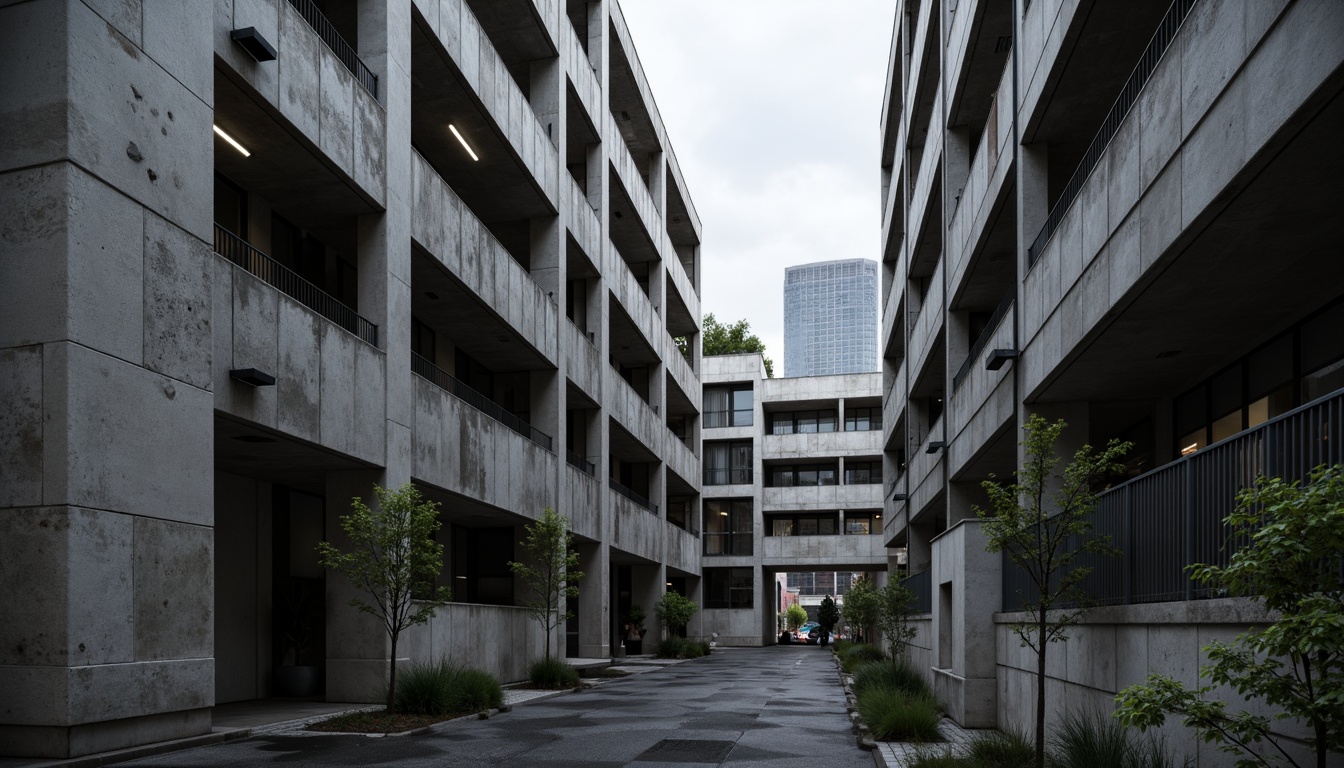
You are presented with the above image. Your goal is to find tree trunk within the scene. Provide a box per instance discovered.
[1036,618,1047,768]
[1316,720,1326,768]
[387,632,398,713]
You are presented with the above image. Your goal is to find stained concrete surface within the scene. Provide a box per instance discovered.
[115,646,872,768]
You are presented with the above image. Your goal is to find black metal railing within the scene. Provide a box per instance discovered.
[566,449,596,477]
[703,468,752,486]
[608,477,656,513]
[703,532,752,556]
[285,0,378,98]
[411,353,554,452]
[214,225,378,346]
[1003,389,1342,611]
[1026,0,1198,266]
[903,568,933,614]
[951,293,1014,393]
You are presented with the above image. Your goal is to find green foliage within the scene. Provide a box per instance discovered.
[394,659,502,716]
[819,595,840,632]
[655,591,699,634]
[974,415,1130,767]
[785,604,808,632]
[852,659,932,699]
[878,581,919,661]
[701,313,773,377]
[527,657,580,689]
[858,688,943,742]
[508,509,583,663]
[831,639,854,657]
[1115,464,1344,768]
[655,636,709,659]
[843,575,882,642]
[317,483,452,712]
[907,729,1034,768]
[1051,710,1186,768]
[841,642,886,673]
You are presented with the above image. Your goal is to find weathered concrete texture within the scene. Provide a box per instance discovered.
[142,209,212,390]
[0,346,44,508]
[134,516,213,662]
[402,603,545,684]
[0,707,211,760]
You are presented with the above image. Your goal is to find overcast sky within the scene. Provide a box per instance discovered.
[620,1,897,370]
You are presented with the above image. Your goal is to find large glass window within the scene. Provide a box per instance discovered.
[845,512,877,535]
[706,384,753,428]
[844,406,881,431]
[704,441,753,485]
[767,463,839,487]
[766,513,838,536]
[704,499,753,555]
[770,409,837,435]
[844,461,881,485]
[704,567,753,608]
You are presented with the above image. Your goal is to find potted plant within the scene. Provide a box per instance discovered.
[274,578,323,697]
[623,604,647,654]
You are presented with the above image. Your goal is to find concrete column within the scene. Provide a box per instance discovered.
[576,541,610,658]
[633,563,666,644]
[647,150,666,216]
[0,0,215,757]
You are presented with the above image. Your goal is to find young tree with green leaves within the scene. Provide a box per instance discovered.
[877,581,919,661]
[785,603,809,632]
[655,591,699,637]
[1115,464,1344,768]
[317,483,452,712]
[843,575,882,643]
[702,313,774,377]
[974,415,1130,768]
[508,509,583,663]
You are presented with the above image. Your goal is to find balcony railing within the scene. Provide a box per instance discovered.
[285,0,378,98]
[609,477,656,514]
[411,353,554,452]
[566,449,596,476]
[1003,388,1343,611]
[1026,0,1198,266]
[214,224,378,346]
[902,568,933,614]
[951,292,1014,393]
[704,468,752,486]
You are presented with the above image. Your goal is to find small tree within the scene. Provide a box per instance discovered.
[655,591,698,636]
[508,509,583,663]
[818,595,840,634]
[1115,464,1344,768]
[317,483,451,712]
[877,581,918,661]
[975,415,1130,768]
[785,604,809,632]
[843,575,882,643]
[702,313,774,377]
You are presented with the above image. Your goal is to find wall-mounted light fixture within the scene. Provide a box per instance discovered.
[230,27,277,62]
[985,348,1019,371]
[926,441,945,454]
[230,368,275,387]
[448,124,479,161]
[891,492,909,501]
[213,125,251,157]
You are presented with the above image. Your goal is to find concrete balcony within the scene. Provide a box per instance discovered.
[663,522,701,576]
[881,249,907,356]
[605,240,662,353]
[882,359,908,450]
[906,90,944,247]
[564,458,603,542]
[608,118,661,242]
[561,18,602,139]
[563,319,602,404]
[761,533,887,569]
[946,304,1015,480]
[907,260,945,386]
[908,424,945,524]
[605,365,663,455]
[946,62,1014,302]
[565,174,602,266]
[411,152,559,367]
[664,336,699,413]
[763,483,885,512]
[609,487,664,562]
[763,431,880,462]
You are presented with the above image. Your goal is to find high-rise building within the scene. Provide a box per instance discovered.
[878,0,1343,757]
[783,259,879,377]
[0,0,705,758]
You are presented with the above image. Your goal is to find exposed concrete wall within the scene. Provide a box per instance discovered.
[401,603,546,685]
[930,521,999,728]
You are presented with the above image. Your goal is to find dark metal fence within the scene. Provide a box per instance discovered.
[608,477,656,513]
[951,292,1014,392]
[285,0,378,98]
[214,224,378,346]
[1026,0,1198,266]
[903,568,933,614]
[411,352,554,452]
[1003,389,1343,611]
[566,449,596,476]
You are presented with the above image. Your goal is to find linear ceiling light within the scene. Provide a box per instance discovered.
[448,124,479,161]
[213,125,250,157]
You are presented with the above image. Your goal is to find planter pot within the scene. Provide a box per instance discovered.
[274,665,322,698]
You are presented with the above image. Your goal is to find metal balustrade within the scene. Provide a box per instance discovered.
[608,477,656,514]
[902,568,933,614]
[566,449,596,476]
[1003,389,1343,611]
[285,0,378,98]
[1026,0,1199,266]
[214,225,378,346]
[411,353,554,452]
[951,293,1014,393]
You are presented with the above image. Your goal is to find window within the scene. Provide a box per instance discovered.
[704,567,753,608]
[767,463,839,487]
[845,406,881,431]
[845,512,876,535]
[704,499,753,555]
[770,409,837,435]
[705,384,753,428]
[704,441,753,485]
[844,461,881,485]
[767,513,838,536]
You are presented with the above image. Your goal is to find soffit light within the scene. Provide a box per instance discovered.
[448,124,479,161]
[213,125,251,157]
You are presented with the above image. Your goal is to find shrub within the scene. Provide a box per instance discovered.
[694,641,712,657]
[831,639,854,657]
[394,660,503,716]
[1052,711,1187,768]
[528,657,579,689]
[857,688,942,742]
[656,637,710,659]
[906,750,963,768]
[966,729,1034,768]
[841,642,885,673]
[851,659,932,699]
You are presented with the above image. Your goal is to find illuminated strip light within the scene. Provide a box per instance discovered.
[213,125,251,157]
[1181,442,1199,456]
[448,124,479,161]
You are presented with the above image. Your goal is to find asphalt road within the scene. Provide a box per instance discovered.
[119,645,873,768]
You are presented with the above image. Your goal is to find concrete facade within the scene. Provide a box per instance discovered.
[783,259,880,377]
[700,354,892,645]
[0,0,706,758]
[879,0,1344,763]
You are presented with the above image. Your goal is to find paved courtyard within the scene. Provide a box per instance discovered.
[118,645,873,768]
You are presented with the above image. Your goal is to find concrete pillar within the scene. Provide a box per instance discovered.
[633,563,666,645]
[576,541,610,658]
[647,150,666,216]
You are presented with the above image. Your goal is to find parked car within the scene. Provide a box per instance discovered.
[796,622,821,644]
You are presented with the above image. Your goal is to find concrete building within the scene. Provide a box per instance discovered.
[0,0,706,758]
[783,259,880,377]
[879,0,1343,763]
[701,354,891,645]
